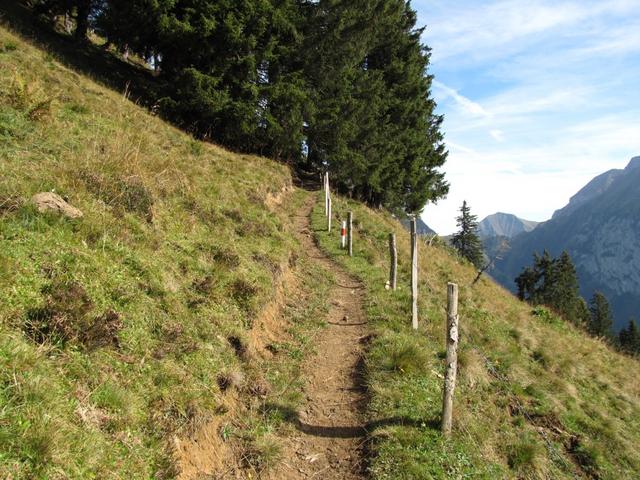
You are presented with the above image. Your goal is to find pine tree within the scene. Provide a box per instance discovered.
[515,250,587,326]
[549,251,582,324]
[303,0,447,212]
[618,318,639,354]
[589,292,614,339]
[451,201,483,268]
[39,0,448,212]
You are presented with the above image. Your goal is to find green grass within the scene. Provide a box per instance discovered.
[3,18,640,480]
[0,25,316,478]
[312,193,640,479]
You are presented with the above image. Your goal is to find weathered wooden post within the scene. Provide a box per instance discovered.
[347,211,353,257]
[442,282,459,437]
[411,217,418,329]
[389,233,397,291]
[327,196,332,232]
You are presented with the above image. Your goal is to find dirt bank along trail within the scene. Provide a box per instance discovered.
[270,196,369,479]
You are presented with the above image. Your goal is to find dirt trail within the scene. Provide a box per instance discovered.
[270,196,369,479]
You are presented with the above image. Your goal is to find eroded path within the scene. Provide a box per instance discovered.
[270,196,369,479]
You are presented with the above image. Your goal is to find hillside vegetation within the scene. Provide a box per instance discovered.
[0,24,315,478]
[2,21,640,480]
[313,197,640,479]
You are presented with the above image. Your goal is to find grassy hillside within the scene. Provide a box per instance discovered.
[312,196,640,479]
[2,19,640,480]
[0,24,319,479]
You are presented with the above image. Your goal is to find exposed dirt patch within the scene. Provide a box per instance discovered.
[268,196,368,480]
[173,194,368,479]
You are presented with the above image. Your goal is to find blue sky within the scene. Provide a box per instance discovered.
[414,0,640,234]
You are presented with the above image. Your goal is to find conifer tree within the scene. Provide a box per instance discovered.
[589,291,614,339]
[451,201,483,268]
[619,318,640,354]
[515,250,586,325]
[33,0,449,212]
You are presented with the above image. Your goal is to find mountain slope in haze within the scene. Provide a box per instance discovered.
[493,156,640,331]
[478,212,539,239]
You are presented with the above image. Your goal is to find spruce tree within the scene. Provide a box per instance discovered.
[451,201,483,268]
[589,292,614,338]
[619,318,640,354]
[549,252,582,324]
[303,0,447,212]
[515,250,587,326]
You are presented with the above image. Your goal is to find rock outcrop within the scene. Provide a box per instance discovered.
[31,192,83,219]
[491,156,640,331]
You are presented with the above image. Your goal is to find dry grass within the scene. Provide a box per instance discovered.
[0,25,305,479]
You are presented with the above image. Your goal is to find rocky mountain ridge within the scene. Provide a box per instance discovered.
[490,156,640,331]
[478,212,539,239]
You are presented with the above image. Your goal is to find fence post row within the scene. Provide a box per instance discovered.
[442,282,459,437]
[347,211,353,257]
[389,233,397,291]
[411,217,418,330]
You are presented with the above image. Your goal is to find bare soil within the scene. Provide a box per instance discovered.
[269,197,369,479]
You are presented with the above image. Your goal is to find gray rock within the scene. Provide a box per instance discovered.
[31,192,83,219]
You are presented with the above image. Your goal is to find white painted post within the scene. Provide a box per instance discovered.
[325,173,330,217]
[327,196,332,232]
[442,282,459,437]
[411,217,418,330]
[341,221,347,249]
[347,211,353,257]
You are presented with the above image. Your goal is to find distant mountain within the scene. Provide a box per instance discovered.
[491,156,640,331]
[478,212,539,239]
[402,217,436,236]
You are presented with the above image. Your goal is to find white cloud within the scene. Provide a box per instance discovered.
[414,0,640,234]
[432,81,489,118]
[489,130,505,142]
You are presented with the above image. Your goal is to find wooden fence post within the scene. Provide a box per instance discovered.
[442,282,459,437]
[411,217,418,329]
[389,233,397,291]
[347,211,353,257]
[327,196,332,232]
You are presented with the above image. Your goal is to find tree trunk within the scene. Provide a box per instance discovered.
[75,0,91,42]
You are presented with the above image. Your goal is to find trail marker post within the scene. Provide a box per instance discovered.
[324,173,330,217]
[347,211,353,257]
[389,233,397,290]
[341,221,347,249]
[411,217,418,329]
[442,282,459,437]
[327,196,332,232]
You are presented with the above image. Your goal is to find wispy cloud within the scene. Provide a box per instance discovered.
[432,81,490,118]
[414,0,640,233]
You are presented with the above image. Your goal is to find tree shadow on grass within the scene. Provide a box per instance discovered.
[0,0,163,107]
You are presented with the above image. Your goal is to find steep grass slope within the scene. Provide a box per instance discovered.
[313,196,640,479]
[0,25,312,478]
